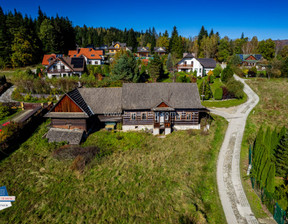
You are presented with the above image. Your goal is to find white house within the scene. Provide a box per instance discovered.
[177,54,216,77]
[44,57,85,79]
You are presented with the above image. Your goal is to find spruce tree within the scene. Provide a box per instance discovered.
[266,163,276,193]
[275,131,288,178]
[166,53,173,72]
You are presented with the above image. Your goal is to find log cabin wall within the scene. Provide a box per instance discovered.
[173,110,199,125]
[51,118,87,131]
[123,111,154,125]
[52,95,83,113]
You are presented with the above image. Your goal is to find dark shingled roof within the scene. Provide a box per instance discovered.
[184,53,195,58]
[121,83,204,110]
[137,47,149,53]
[67,89,94,116]
[196,58,216,68]
[154,47,166,53]
[45,57,85,73]
[46,128,84,144]
[78,88,122,114]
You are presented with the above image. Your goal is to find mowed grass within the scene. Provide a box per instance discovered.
[0,116,227,224]
[241,78,288,218]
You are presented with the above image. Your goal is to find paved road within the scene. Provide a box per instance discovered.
[212,75,260,224]
[0,86,16,103]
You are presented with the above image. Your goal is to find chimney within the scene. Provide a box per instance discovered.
[183,53,188,58]
[77,48,80,54]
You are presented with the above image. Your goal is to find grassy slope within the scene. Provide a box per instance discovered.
[0,116,227,224]
[241,78,288,218]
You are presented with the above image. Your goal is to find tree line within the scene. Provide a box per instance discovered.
[0,7,288,68]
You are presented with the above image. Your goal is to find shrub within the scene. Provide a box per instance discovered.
[214,88,223,100]
[0,103,11,120]
[221,66,234,83]
[248,66,257,77]
[233,66,245,77]
[226,78,244,99]
[213,64,222,78]
[208,75,215,83]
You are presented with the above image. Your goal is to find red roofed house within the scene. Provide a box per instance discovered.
[68,48,104,65]
[42,54,64,67]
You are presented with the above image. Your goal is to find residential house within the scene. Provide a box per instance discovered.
[68,48,104,65]
[154,47,166,56]
[44,83,208,143]
[136,47,149,57]
[42,54,64,68]
[236,54,262,66]
[44,57,85,78]
[108,42,132,54]
[177,53,216,77]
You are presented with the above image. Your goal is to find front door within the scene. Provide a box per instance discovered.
[160,112,164,124]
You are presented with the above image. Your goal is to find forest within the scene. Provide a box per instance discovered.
[1,6,288,70]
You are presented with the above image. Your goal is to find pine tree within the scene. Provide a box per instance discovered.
[209,29,214,38]
[199,80,213,100]
[148,54,163,82]
[257,145,269,181]
[275,131,288,178]
[270,127,278,162]
[198,26,208,45]
[166,53,173,72]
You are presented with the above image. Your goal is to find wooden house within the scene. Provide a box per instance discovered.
[154,47,166,56]
[108,42,132,54]
[44,83,208,143]
[136,47,149,57]
[236,54,262,66]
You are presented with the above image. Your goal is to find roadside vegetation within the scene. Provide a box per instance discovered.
[241,78,288,218]
[0,116,227,223]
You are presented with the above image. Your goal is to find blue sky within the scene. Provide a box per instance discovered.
[1,0,288,40]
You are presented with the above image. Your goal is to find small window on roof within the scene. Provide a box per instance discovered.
[74,55,76,57]
[91,54,95,56]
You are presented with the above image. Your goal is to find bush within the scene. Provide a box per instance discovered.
[233,66,245,77]
[221,66,234,83]
[0,103,11,120]
[208,75,215,83]
[214,88,223,100]
[226,78,244,99]
[248,66,257,77]
[213,64,222,78]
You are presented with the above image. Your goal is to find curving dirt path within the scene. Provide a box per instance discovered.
[211,75,260,224]
[0,86,16,103]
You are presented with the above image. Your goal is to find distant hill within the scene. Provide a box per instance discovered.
[274,39,288,46]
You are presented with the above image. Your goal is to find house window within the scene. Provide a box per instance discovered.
[141,112,147,120]
[176,112,181,121]
[165,112,169,121]
[131,113,136,120]
[61,65,65,70]
[171,112,175,119]
[199,68,202,73]
[186,113,192,120]
[155,112,159,122]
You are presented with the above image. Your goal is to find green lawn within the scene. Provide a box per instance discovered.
[241,78,288,218]
[202,93,247,108]
[0,116,227,223]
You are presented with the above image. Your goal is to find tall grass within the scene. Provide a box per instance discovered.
[0,116,227,223]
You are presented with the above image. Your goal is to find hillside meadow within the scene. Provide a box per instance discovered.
[0,115,227,223]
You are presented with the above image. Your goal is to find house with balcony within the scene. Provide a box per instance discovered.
[154,47,166,56]
[42,54,64,68]
[44,57,85,78]
[108,42,132,55]
[177,53,216,77]
[44,83,208,143]
[136,47,149,57]
[68,48,104,65]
